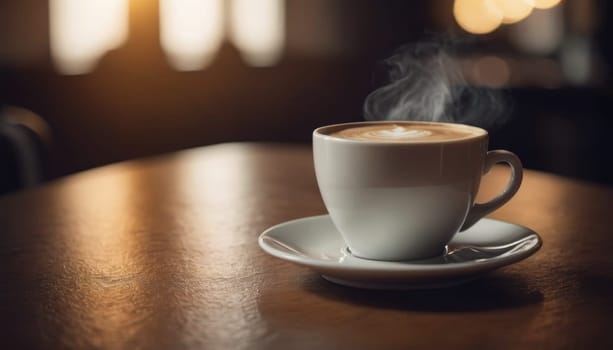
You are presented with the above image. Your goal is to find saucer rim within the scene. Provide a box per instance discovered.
[258,215,542,273]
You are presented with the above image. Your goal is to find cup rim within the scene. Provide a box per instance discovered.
[313,121,488,145]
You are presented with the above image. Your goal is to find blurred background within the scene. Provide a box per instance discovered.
[0,0,611,194]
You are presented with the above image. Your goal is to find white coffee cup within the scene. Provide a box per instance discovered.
[313,121,523,261]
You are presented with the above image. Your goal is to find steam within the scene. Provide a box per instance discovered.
[363,40,510,130]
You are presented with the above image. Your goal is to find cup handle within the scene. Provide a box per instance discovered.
[461,150,523,231]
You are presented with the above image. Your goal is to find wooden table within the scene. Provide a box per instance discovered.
[1,143,612,349]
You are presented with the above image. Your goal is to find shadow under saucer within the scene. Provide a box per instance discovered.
[302,271,544,313]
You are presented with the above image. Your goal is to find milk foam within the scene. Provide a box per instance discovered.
[329,123,480,142]
[367,126,432,140]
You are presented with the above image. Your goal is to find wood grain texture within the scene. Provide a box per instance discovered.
[0,143,612,349]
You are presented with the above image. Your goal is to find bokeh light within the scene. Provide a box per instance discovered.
[229,0,285,67]
[453,0,503,35]
[533,0,562,10]
[159,0,224,71]
[492,0,534,24]
[472,55,511,87]
[50,0,128,75]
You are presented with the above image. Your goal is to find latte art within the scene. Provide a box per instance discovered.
[329,123,481,142]
[357,126,432,140]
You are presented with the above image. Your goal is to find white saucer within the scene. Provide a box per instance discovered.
[258,215,541,290]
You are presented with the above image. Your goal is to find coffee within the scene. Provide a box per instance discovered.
[328,123,483,143]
